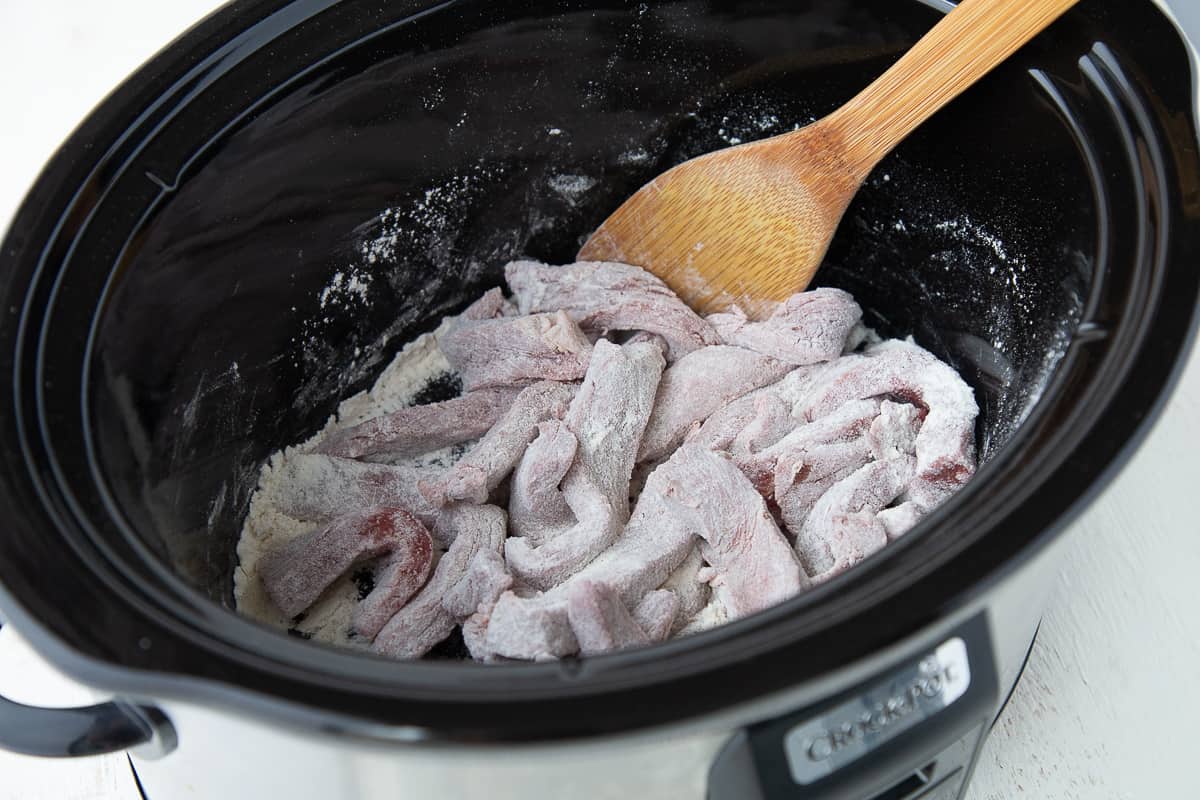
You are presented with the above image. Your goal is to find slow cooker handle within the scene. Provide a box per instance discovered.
[0,693,162,758]
[0,622,176,759]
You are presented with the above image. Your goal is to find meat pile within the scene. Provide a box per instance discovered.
[256,261,978,661]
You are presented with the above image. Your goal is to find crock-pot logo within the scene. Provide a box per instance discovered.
[805,660,961,762]
[783,637,971,785]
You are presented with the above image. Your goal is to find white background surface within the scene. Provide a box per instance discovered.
[1,2,1197,798]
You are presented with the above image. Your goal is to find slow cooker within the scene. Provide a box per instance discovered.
[1,0,1198,798]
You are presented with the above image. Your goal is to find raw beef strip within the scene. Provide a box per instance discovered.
[562,340,665,516]
[484,590,579,661]
[689,362,839,454]
[817,513,890,578]
[442,310,593,391]
[258,507,433,640]
[729,398,880,498]
[372,504,507,659]
[566,580,654,655]
[706,288,862,365]
[688,390,788,455]
[460,610,493,662]
[420,381,576,506]
[660,445,808,617]
[505,260,720,360]
[506,476,622,591]
[486,444,802,659]
[270,454,438,526]
[505,341,664,589]
[878,502,924,540]
[461,601,506,663]
[796,457,916,577]
[766,400,882,484]
[484,459,701,660]
[658,547,710,633]
[508,421,577,545]
[623,330,670,354]
[570,450,707,604]
[798,339,977,509]
[764,398,920,532]
[731,393,794,458]
[316,388,517,460]
[638,346,794,462]
[454,550,517,663]
[461,287,515,321]
[442,549,513,619]
[775,440,877,534]
[633,590,680,642]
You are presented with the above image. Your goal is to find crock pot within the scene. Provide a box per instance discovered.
[1,0,1198,798]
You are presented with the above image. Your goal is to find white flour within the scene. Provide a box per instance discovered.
[234,317,459,646]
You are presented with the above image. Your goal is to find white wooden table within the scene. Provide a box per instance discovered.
[1,3,1197,798]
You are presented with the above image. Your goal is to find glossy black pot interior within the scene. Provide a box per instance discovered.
[105,0,1094,600]
[1,0,1197,739]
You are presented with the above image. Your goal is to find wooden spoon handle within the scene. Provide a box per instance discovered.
[826,0,1080,176]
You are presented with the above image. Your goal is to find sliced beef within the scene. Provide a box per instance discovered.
[505,260,720,360]
[689,362,839,453]
[797,339,977,509]
[505,339,665,589]
[460,287,516,321]
[258,507,433,640]
[420,381,576,506]
[562,340,665,517]
[441,549,513,619]
[316,388,518,460]
[484,590,579,661]
[744,398,882,499]
[566,580,653,655]
[796,457,916,577]
[633,589,680,643]
[508,421,577,545]
[660,445,808,617]
[484,444,803,659]
[706,287,862,365]
[372,504,508,659]
[441,310,593,391]
[251,279,979,664]
[638,345,794,462]
[270,453,439,526]
[774,440,877,534]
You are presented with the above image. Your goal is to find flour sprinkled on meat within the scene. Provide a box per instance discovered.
[372,504,508,659]
[258,507,433,640]
[269,454,439,527]
[707,287,862,365]
[442,310,593,391]
[420,381,576,507]
[505,339,664,590]
[317,388,518,460]
[638,345,793,462]
[506,260,720,360]
[237,260,978,661]
[508,421,577,544]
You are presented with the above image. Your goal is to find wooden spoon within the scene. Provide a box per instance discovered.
[578,0,1080,316]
